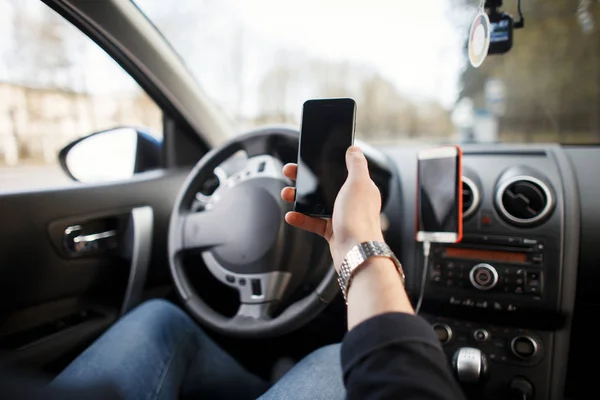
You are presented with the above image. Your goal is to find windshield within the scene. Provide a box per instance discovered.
[134,0,600,145]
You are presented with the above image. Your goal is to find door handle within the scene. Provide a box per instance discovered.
[64,225,117,253]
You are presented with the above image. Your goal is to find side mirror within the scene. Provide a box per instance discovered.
[58,127,161,183]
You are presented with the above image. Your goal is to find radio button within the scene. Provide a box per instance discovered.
[449,296,462,305]
[526,271,543,295]
[532,254,543,264]
[470,264,499,291]
[528,271,540,280]
[432,323,453,344]
[526,280,542,295]
[515,278,524,285]
[475,300,488,309]
[515,286,524,294]
[508,237,523,245]
[526,286,540,294]
[461,298,475,307]
[477,270,492,284]
[473,329,490,342]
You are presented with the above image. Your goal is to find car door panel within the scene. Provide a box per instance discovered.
[0,168,189,370]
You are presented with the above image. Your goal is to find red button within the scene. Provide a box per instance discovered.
[481,215,493,226]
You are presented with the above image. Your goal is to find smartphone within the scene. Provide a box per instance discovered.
[294,98,357,217]
[416,146,463,243]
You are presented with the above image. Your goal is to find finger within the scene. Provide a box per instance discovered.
[281,187,296,203]
[346,146,370,179]
[285,212,327,237]
[282,164,297,181]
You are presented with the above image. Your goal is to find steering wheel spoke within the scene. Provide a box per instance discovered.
[178,210,228,251]
[202,251,292,316]
[234,302,276,321]
[231,271,291,321]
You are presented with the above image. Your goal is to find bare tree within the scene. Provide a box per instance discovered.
[457,0,600,142]
[6,0,81,90]
[257,63,297,124]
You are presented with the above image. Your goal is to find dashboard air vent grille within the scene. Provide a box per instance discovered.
[496,176,554,226]
[462,177,479,219]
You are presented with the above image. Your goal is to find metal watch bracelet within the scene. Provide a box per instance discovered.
[337,241,405,303]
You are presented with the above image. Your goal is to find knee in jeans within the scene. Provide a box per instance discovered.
[133,298,180,316]
[306,344,341,364]
[126,299,196,337]
[317,344,341,356]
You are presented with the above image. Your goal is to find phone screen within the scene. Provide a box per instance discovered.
[416,147,462,243]
[294,98,356,217]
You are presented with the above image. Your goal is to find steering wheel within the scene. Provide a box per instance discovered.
[168,128,339,338]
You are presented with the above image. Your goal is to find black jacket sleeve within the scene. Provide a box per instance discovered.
[341,312,466,400]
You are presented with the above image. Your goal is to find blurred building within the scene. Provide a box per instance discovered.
[0,82,161,166]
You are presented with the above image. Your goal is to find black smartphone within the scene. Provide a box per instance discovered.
[416,146,463,243]
[294,98,356,218]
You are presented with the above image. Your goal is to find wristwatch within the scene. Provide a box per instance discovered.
[337,241,405,303]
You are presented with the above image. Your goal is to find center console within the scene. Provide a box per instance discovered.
[421,234,559,399]
[401,150,578,400]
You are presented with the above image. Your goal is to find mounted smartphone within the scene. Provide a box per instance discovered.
[294,98,356,218]
[416,146,463,243]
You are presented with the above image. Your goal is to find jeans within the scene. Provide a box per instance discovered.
[52,300,345,400]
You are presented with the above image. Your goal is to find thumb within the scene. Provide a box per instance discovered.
[346,146,369,179]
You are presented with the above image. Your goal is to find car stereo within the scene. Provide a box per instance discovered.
[423,234,558,314]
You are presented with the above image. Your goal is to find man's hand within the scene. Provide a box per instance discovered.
[281,146,384,269]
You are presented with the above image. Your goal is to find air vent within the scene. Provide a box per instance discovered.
[496,176,554,226]
[462,177,480,219]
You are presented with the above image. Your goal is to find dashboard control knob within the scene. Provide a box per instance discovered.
[511,336,539,359]
[469,263,499,290]
[473,328,490,342]
[509,377,534,400]
[432,323,453,344]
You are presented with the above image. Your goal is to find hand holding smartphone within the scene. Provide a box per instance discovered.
[416,146,463,243]
[294,98,357,218]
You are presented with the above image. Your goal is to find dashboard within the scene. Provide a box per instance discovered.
[375,144,591,400]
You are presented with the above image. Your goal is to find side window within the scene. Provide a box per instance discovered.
[0,0,162,191]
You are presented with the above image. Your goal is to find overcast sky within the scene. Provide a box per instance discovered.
[136,0,473,119]
[0,0,475,121]
[231,0,469,105]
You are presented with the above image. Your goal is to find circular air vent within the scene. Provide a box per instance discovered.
[496,176,554,226]
[462,177,480,219]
